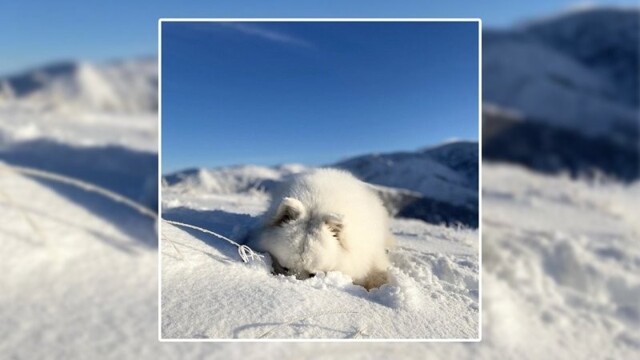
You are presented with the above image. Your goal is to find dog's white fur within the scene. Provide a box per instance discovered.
[248,168,394,290]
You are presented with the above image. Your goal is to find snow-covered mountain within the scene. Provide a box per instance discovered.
[483,32,637,148]
[483,8,639,181]
[334,141,478,208]
[523,8,639,107]
[0,58,159,213]
[162,164,305,195]
[163,141,479,227]
[483,104,639,181]
[0,57,157,113]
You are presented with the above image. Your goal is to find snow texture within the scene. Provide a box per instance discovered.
[161,171,479,339]
[3,156,639,356]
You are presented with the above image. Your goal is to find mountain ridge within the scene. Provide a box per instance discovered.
[0,57,157,113]
[162,141,479,227]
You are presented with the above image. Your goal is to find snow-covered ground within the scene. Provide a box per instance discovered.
[0,59,159,211]
[0,167,161,359]
[4,74,634,352]
[161,180,479,339]
[3,160,639,357]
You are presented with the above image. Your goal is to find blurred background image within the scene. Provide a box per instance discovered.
[0,0,638,358]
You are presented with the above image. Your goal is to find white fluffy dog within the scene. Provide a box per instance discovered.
[247,168,394,290]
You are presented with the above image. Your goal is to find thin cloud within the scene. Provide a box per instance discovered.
[218,22,315,49]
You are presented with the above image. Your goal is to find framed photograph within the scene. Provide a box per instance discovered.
[159,18,481,341]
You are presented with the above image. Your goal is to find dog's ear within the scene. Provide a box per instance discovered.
[323,213,344,238]
[271,197,305,226]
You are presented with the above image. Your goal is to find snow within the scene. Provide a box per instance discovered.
[334,141,478,209]
[0,59,158,153]
[0,58,157,114]
[523,8,639,107]
[163,164,304,195]
[164,143,479,228]
[0,70,637,350]
[483,8,639,149]
[0,168,160,359]
[0,62,159,212]
[160,186,479,339]
[3,158,639,356]
[483,30,638,146]
[2,6,640,357]
[0,104,157,152]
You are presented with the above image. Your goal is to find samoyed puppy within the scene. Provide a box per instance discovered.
[247,168,394,290]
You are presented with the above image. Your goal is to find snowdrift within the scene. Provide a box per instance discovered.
[161,190,479,339]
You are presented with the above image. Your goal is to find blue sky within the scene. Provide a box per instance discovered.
[162,21,478,171]
[0,0,636,75]
[0,0,636,171]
